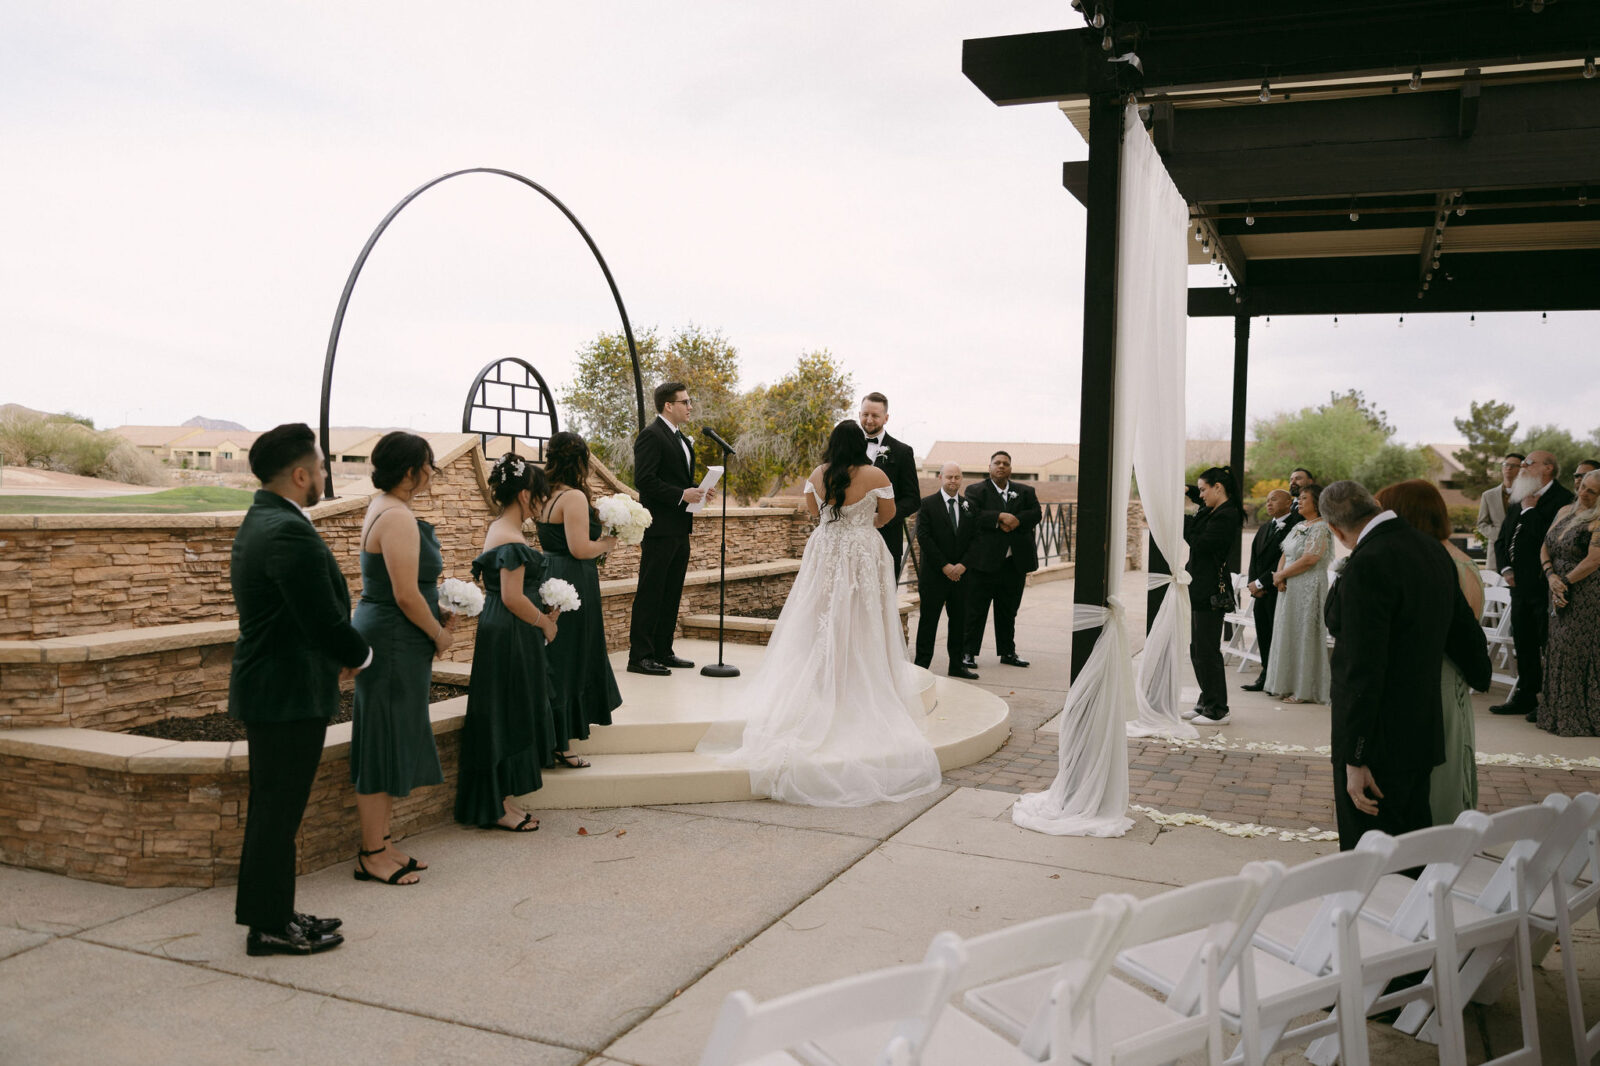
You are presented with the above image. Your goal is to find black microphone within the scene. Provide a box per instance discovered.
[702,427,737,455]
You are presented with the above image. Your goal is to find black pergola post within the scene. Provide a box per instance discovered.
[1228,311,1251,571]
[1070,93,1124,680]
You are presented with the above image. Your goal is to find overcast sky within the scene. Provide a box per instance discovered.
[4,2,1596,453]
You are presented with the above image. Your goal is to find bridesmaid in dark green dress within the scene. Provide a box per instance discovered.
[537,432,622,767]
[351,432,453,886]
[455,453,562,831]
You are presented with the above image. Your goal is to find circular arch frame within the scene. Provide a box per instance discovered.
[318,167,646,498]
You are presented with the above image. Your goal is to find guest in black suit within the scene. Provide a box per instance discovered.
[1492,450,1577,719]
[1183,466,1244,724]
[962,450,1041,668]
[229,423,370,956]
[1241,489,1295,691]
[1322,480,1490,850]
[858,392,921,580]
[914,463,981,679]
[1287,467,1314,518]
[628,382,714,676]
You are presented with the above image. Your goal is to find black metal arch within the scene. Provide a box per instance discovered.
[462,356,560,461]
[318,167,647,498]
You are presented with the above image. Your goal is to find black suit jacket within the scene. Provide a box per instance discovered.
[915,491,979,585]
[228,490,369,723]
[1495,481,1577,594]
[1325,517,1490,775]
[633,416,698,541]
[870,432,920,561]
[1247,517,1291,590]
[1184,503,1243,605]
[964,479,1042,573]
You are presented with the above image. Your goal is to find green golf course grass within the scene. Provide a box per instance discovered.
[0,486,257,514]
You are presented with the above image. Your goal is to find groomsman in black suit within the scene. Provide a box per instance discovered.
[1321,480,1489,849]
[1241,489,1294,691]
[628,382,714,676]
[962,450,1042,668]
[1287,467,1314,517]
[229,423,370,956]
[915,463,981,679]
[858,392,921,580]
[1491,450,1576,719]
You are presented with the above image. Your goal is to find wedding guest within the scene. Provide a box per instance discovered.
[229,423,368,956]
[962,450,1041,669]
[537,431,621,766]
[627,382,711,676]
[1183,466,1243,724]
[1538,469,1600,736]
[1242,489,1294,692]
[1287,467,1314,516]
[1377,478,1489,823]
[1475,453,1523,571]
[1264,483,1333,705]
[1576,459,1600,493]
[913,462,980,679]
[858,392,920,580]
[1492,450,1576,719]
[349,432,452,886]
[455,454,561,832]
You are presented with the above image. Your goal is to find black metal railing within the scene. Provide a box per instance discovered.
[900,502,1077,588]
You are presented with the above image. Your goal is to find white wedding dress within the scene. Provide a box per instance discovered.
[696,483,943,807]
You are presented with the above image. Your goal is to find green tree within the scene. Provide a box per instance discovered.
[1246,395,1387,486]
[735,349,855,500]
[1352,441,1431,491]
[1322,389,1395,438]
[560,327,664,478]
[1452,400,1518,495]
[1517,424,1591,481]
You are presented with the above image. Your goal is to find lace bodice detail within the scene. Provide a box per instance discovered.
[805,482,894,527]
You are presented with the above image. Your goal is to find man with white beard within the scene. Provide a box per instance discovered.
[1492,450,1576,720]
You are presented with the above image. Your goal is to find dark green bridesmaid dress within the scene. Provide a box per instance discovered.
[536,504,623,748]
[350,518,444,796]
[454,542,557,826]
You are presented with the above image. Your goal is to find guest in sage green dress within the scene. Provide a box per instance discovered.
[1264,483,1333,704]
[351,432,453,886]
[1378,478,1488,822]
[454,453,562,832]
[536,432,622,767]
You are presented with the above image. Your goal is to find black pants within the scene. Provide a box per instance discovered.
[915,576,967,669]
[965,567,1026,658]
[1333,760,1433,852]
[235,717,328,931]
[1189,606,1229,714]
[1508,590,1550,703]
[1253,591,1278,675]
[630,534,691,663]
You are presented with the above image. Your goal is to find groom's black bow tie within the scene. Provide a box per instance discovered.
[865,436,880,444]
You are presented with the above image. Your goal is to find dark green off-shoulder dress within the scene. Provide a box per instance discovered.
[453,542,557,826]
[536,505,623,748]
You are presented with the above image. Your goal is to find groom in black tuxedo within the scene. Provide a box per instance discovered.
[1322,480,1490,850]
[915,463,981,679]
[963,450,1042,668]
[858,392,921,579]
[628,382,714,676]
[1241,489,1295,691]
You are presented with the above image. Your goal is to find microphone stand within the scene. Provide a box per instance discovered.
[701,437,739,678]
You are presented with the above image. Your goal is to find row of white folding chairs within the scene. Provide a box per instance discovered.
[699,791,1600,1066]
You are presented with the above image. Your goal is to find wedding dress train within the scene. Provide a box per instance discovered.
[697,484,942,807]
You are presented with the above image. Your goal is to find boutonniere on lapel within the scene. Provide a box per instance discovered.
[872,449,890,469]
[960,499,971,513]
[1332,556,1349,575]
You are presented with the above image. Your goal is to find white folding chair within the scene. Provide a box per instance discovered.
[1304,816,1490,1066]
[1480,584,1517,686]
[1222,574,1261,672]
[1480,569,1505,588]
[698,936,967,1066]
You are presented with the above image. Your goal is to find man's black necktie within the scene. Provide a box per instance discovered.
[947,497,957,530]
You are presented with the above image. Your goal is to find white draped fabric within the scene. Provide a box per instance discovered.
[1013,101,1191,835]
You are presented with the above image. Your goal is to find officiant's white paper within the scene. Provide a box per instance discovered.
[686,466,724,514]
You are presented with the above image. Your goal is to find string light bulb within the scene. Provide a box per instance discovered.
[1470,313,1476,326]
[1195,227,1204,241]
[1399,315,1405,327]
[1102,32,1113,51]
[1542,311,1549,324]
[1586,57,1596,79]
[1333,316,1340,328]
[1409,67,1422,90]
[1259,80,1271,103]
[1348,198,1360,222]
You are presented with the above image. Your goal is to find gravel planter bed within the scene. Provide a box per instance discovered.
[125,683,470,742]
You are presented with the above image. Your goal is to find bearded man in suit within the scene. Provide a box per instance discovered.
[914,462,981,679]
[1321,480,1490,849]
[1241,488,1294,692]
[1492,449,1577,719]
[858,392,920,580]
[627,381,714,676]
[229,423,370,956]
[962,450,1042,669]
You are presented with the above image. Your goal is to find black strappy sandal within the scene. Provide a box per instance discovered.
[384,833,426,871]
[353,846,419,885]
[553,751,591,769]
[490,813,540,832]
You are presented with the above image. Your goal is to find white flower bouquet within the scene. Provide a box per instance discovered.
[538,577,581,613]
[438,577,485,618]
[594,492,653,546]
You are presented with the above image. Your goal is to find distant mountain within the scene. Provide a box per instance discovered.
[181,415,249,431]
[1,403,50,420]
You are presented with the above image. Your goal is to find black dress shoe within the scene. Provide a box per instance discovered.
[999,654,1030,668]
[961,654,978,668]
[293,911,342,936]
[1241,679,1267,692]
[626,659,671,676]
[1489,702,1533,716]
[949,665,980,680]
[246,921,343,957]
[1526,710,1538,723]
[660,655,695,669]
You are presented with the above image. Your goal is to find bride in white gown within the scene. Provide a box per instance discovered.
[697,420,942,807]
